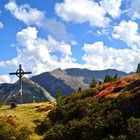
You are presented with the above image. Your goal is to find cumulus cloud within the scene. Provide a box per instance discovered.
[100,0,122,18]
[5,1,74,43]
[113,20,140,50]
[16,27,77,72]
[1,26,140,83]
[16,27,72,56]
[0,27,81,78]
[82,41,140,72]
[5,1,45,26]
[2,0,140,83]
[55,0,110,27]
[127,0,140,19]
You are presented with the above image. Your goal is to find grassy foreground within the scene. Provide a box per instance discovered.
[0,102,53,140]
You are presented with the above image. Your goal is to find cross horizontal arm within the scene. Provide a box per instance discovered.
[9,72,17,75]
[24,72,32,74]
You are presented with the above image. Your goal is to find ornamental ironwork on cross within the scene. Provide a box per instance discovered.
[9,64,32,104]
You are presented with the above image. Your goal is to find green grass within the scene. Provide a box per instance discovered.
[0,102,53,140]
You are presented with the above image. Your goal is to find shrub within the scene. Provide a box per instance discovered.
[68,88,99,103]
[0,119,31,140]
[127,117,140,139]
[104,75,113,83]
[43,124,65,140]
[0,121,16,140]
[36,84,140,140]
[16,126,31,140]
[10,102,17,108]
[36,118,52,135]
[89,78,97,88]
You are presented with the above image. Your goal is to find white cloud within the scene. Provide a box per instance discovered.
[0,22,4,29]
[5,1,74,43]
[16,27,75,73]
[127,0,140,19]
[5,1,45,26]
[41,34,72,56]
[82,41,140,72]
[113,20,140,50]
[1,25,140,84]
[0,75,11,83]
[100,0,122,18]
[16,26,38,50]
[55,0,110,27]
[0,27,81,79]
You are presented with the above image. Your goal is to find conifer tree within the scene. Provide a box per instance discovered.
[104,75,113,82]
[89,78,97,88]
[136,63,140,73]
[56,89,63,106]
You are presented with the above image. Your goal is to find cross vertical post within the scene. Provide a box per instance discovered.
[9,64,32,104]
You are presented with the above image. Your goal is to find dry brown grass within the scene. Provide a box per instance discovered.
[0,102,54,140]
[96,74,140,98]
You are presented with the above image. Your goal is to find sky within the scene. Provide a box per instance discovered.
[0,0,140,83]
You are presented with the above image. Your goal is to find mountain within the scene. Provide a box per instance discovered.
[31,68,129,97]
[0,77,55,104]
[0,68,131,103]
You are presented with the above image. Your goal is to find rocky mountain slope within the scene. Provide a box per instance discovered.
[0,77,55,104]
[31,68,129,97]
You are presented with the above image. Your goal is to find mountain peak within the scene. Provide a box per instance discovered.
[52,68,63,72]
[50,68,66,77]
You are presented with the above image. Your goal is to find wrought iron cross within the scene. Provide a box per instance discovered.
[9,64,32,104]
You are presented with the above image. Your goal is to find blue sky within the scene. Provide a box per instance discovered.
[0,0,140,83]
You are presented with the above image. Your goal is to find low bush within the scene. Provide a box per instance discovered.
[0,119,31,140]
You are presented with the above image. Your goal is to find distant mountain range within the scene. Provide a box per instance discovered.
[0,68,132,104]
[31,68,131,97]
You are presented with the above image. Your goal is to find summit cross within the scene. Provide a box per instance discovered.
[9,64,32,104]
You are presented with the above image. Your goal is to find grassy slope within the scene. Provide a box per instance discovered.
[96,73,140,98]
[0,102,53,140]
[37,74,140,140]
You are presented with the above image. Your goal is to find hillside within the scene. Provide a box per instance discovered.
[1,73,140,139]
[36,73,140,140]
[96,73,140,98]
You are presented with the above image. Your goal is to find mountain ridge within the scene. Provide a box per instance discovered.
[0,68,132,103]
[31,68,130,97]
